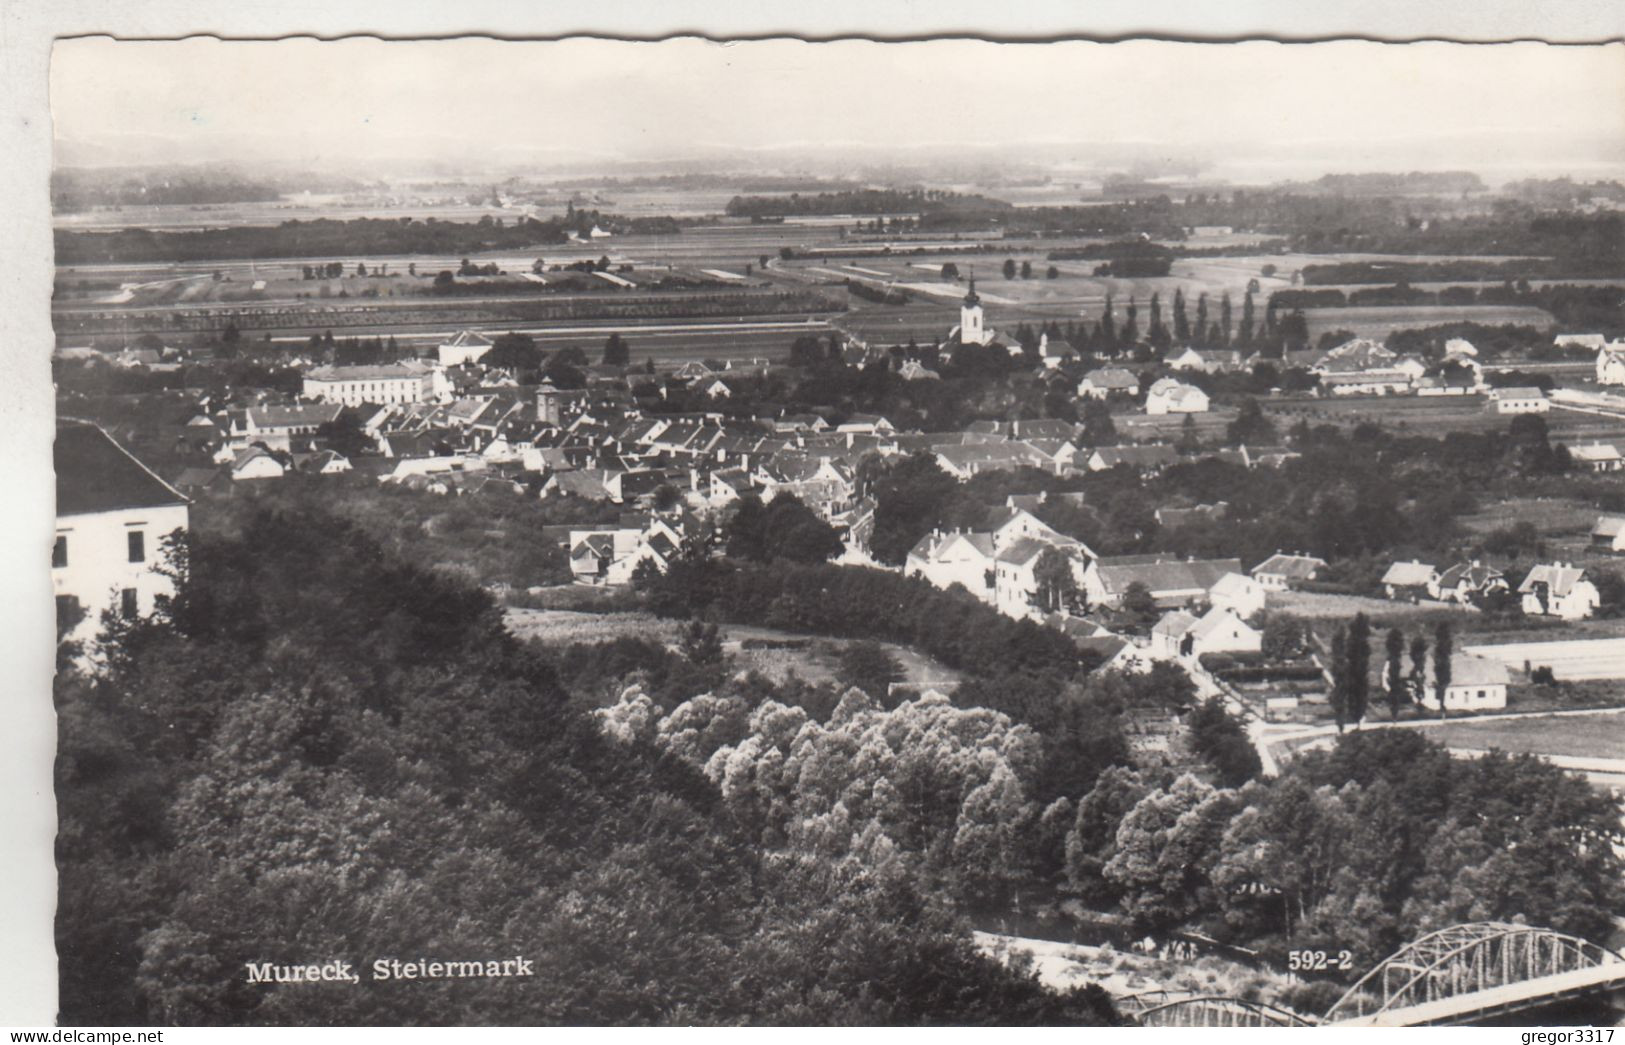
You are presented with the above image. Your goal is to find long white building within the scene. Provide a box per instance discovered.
[303,363,443,407]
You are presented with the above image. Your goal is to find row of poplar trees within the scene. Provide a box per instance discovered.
[1328,614,1456,730]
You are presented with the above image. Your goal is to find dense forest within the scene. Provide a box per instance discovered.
[54,508,1124,1026]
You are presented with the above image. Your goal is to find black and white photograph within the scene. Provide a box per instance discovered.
[9,4,1625,1032]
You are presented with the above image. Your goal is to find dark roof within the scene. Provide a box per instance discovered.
[56,420,188,516]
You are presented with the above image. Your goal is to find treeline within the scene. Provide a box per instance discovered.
[53,211,678,265]
[1272,282,1625,336]
[55,507,1121,1026]
[725,188,1012,220]
[642,558,1088,702]
[51,166,368,212]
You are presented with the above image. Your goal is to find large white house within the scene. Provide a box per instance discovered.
[1518,563,1600,620]
[54,420,190,652]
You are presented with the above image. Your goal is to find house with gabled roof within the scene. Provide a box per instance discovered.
[568,514,686,586]
[1431,561,1507,605]
[437,329,495,367]
[1422,653,1509,711]
[1085,556,1244,609]
[1208,571,1265,618]
[934,441,1050,479]
[1518,563,1600,620]
[1381,560,1439,600]
[1590,514,1625,553]
[1087,444,1177,473]
[906,530,998,604]
[230,446,287,481]
[1568,442,1624,472]
[1145,377,1210,415]
[1250,552,1327,591]
[1077,368,1140,399]
[1152,605,1261,659]
[54,420,191,652]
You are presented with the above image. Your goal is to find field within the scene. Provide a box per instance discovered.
[1461,637,1625,681]
[1264,394,1625,443]
[1299,305,1558,340]
[1415,711,1625,761]
[1457,496,1600,536]
[1267,589,1479,626]
[503,608,963,691]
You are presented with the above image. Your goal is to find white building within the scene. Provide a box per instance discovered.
[53,421,190,652]
[437,330,495,367]
[303,364,433,407]
[1596,342,1625,386]
[1423,654,1509,712]
[1208,571,1266,618]
[1518,563,1600,620]
[1488,387,1549,414]
[1144,377,1210,415]
[1151,606,1261,659]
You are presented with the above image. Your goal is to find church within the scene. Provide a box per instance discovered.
[944,276,1023,356]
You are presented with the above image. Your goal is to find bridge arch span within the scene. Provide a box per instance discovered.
[1325,921,1625,1023]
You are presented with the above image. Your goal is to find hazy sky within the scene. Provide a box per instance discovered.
[50,37,1625,180]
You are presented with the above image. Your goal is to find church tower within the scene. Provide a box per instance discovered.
[960,275,987,345]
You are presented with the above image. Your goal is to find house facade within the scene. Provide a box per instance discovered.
[304,364,433,407]
[1518,563,1600,620]
[54,421,190,652]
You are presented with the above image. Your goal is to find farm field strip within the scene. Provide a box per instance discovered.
[1416,712,1625,762]
[1462,637,1625,681]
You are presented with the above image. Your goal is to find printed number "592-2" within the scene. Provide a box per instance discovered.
[1288,950,1353,971]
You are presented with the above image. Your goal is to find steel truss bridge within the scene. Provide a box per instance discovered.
[1119,922,1625,1028]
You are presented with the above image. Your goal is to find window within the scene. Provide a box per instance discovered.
[127,530,145,563]
[52,535,67,568]
[120,588,138,619]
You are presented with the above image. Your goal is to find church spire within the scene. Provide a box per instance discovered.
[964,271,980,308]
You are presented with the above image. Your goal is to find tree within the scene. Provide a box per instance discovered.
[1345,613,1371,725]
[940,262,960,281]
[679,617,724,666]
[602,332,631,366]
[1177,413,1200,452]
[1219,293,1233,344]
[1002,258,1017,280]
[1384,628,1406,720]
[1226,398,1276,447]
[1172,288,1190,342]
[1432,622,1454,715]
[837,642,904,700]
[483,331,542,373]
[1121,582,1157,623]
[651,483,682,513]
[1409,633,1428,702]
[1328,626,1349,732]
[1079,398,1116,445]
[725,493,842,564]
[1046,265,1060,279]
[1031,547,1079,613]
[1020,260,1033,279]
[1186,698,1261,787]
[1261,614,1305,661]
